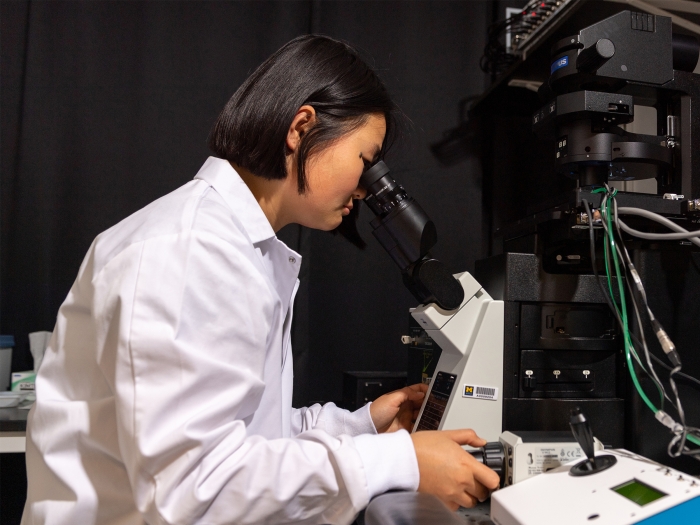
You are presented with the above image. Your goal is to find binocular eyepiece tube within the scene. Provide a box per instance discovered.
[359,161,465,311]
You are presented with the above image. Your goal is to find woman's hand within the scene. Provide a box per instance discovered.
[370,383,427,433]
[411,429,501,510]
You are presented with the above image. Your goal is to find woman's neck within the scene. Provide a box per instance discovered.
[231,162,294,232]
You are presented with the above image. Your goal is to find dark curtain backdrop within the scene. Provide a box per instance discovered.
[1,0,489,408]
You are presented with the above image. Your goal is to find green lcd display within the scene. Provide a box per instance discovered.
[611,479,667,506]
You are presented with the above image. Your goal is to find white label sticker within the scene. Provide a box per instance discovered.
[526,446,584,476]
[462,384,498,401]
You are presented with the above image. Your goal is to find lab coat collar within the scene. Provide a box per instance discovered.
[194,157,276,244]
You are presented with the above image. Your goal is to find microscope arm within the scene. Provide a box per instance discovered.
[410,272,505,443]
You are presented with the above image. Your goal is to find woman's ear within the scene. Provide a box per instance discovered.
[286,105,317,152]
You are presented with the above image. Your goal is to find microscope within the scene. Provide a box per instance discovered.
[361,9,700,473]
[360,159,506,444]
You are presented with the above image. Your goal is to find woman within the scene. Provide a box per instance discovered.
[23,35,498,525]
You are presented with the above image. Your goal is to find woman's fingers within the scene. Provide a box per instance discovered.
[456,491,478,509]
[412,430,500,512]
[408,382,429,394]
[442,428,487,449]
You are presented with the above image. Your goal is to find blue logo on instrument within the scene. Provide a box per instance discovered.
[551,56,568,73]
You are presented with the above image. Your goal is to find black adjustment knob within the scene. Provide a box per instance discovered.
[576,38,615,73]
[468,441,506,487]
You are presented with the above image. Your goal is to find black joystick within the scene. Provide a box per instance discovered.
[569,407,617,476]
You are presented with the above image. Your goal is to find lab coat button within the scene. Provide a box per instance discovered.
[289,256,296,264]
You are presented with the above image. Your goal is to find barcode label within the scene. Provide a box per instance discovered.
[462,383,498,401]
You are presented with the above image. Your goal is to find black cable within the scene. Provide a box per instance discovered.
[606,192,700,460]
[583,196,700,459]
[650,353,700,389]
[582,200,623,324]
[583,199,664,404]
[480,12,523,75]
[611,202,674,410]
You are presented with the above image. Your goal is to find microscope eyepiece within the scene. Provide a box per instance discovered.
[360,161,409,217]
[360,160,390,188]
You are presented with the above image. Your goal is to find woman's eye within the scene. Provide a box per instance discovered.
[362,158,372,170]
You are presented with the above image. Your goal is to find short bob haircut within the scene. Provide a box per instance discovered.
[208,34,399,197]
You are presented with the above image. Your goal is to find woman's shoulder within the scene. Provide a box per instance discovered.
[91,180,255,275]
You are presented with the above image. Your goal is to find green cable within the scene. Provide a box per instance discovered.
[593,189,620,311]
[603,192,659,413]
[603,235,617,310]
[610,196,663,404]
[597,189,700,448]
[599,194,660,389]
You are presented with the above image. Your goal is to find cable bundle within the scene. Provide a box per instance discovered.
[480,1,561,76]
[582,187,700,461]
[480,12,523,76]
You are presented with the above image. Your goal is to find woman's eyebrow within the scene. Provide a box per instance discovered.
[361,145,382,163]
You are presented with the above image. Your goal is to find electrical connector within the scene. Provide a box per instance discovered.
[655,410,684,434]
[629,267,643,289]
[681,198,700,216]
[655,328,675,355]
[649,319,681,366]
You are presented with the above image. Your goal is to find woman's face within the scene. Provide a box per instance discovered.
[292,114,386,231]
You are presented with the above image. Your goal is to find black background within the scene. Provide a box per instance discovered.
[1,0,490,410]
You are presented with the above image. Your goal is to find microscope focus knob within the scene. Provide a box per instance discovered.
[576,38,615,73]
[468,442,506,487]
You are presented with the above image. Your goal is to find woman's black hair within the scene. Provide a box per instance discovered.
[208,34,400,247]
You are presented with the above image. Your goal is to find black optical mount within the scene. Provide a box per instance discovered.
[533,10,700,193]
[359,161,464,311]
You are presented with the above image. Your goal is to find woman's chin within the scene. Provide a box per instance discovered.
[328,217,343,230]
[304,217,342,232]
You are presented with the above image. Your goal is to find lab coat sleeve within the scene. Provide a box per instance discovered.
[290,406,419,498]
[101,229,416,525]
[291,402,376,437]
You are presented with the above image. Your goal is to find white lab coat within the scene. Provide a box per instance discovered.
[22,157,419,525]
